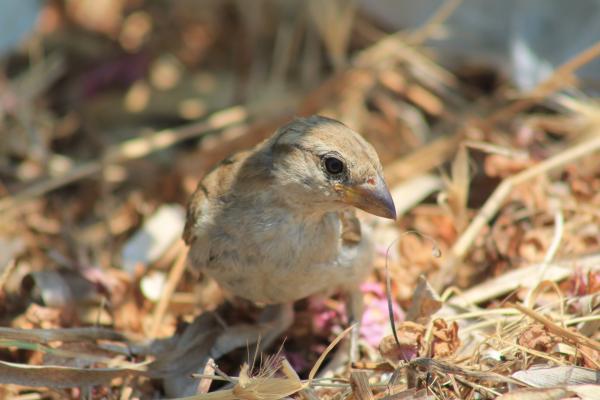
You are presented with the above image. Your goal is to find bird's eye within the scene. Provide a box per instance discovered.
[324,156,344,175]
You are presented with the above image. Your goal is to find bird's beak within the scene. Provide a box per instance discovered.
[336,175,397,220]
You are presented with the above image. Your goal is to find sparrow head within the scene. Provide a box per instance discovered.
[268,115,396,219]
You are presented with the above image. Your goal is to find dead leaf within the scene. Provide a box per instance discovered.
[379,321,425,361]
[406,275,442,324]
[512,365,600,387]
[518,324,562,353]
[430,319,460,358]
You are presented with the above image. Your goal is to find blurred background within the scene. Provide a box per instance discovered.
[1,1,600,398]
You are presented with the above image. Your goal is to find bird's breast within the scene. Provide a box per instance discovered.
[204,209,371,303]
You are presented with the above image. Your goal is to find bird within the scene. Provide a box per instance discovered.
[183,115,396,358]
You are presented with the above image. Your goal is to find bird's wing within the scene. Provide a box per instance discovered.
[183,182,208,245]
[182,150,255,246]
[183,152,250,274]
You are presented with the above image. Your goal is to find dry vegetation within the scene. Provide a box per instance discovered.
[0,0,599,399]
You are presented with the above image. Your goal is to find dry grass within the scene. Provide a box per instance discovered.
[0,1,599,399]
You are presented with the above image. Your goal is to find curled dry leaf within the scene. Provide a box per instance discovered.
[518,324,563,353]
[379,318,461,362]
[484,154,534,178]
[379,321,425,362]
[430,319,460,359]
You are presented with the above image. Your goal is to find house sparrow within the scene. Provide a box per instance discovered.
[183,115,396,355]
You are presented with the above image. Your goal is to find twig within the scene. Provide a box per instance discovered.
[0,162,103,215]
[510,303,600,352]
[565,314,600,326]
[0,106,249,215]
[407,0,464,45]
[210,360,236,384]
[526,281,566,325]
[385,134,462,186]
[481,40,600,129]
[350,371,374,400]
[448,253,600,307]
[191,374,233,383]
[463,140,529,159]
[197,358,216,394]
[8,53,65,103]
[149,241,188,338]
[0,326,134,343]
[436,133,600,290]
[307,324,355,382]
[538,210,565,275]
[494,334,567,366]
[408,358,523,385]
[524,209,564,307]
[0,259,18,293]
[453,375,502,398]
[308,0,356,69]
[461,316,521,335]
[281,358,319,400]
[352,28,458,88]
[444,308,520,322]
